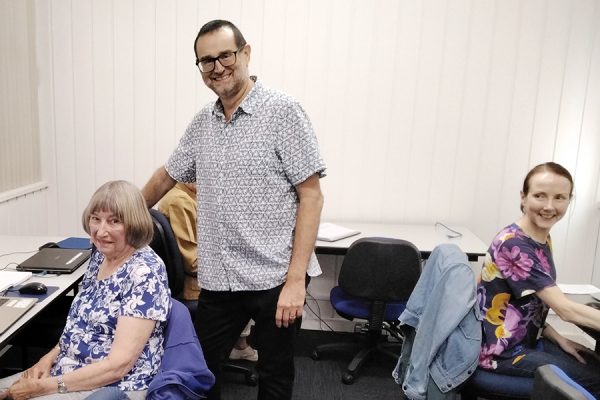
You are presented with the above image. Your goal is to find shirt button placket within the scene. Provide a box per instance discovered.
[217,120,228,285]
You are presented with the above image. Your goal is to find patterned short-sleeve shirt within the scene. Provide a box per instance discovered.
[51,246,171,391]
[477,223,556,370]
[166,77,326,291]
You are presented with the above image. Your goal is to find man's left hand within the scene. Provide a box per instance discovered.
[275,279,306,328]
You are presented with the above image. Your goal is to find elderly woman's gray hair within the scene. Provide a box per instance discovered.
[82,180,154,248]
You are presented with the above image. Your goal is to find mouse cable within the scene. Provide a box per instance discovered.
[0,249,38,258]
[435,222,463,238]
[0,262,20,271]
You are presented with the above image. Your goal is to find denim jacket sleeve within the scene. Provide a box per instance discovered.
[394,244,481,400]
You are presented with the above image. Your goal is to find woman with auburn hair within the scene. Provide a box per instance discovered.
[477,162,600,396]
[0,181,171,400]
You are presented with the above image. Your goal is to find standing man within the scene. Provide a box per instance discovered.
[142,20,326,400]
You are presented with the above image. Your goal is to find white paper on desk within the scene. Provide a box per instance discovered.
[557,284,600,295]
[317,223,360,242]
[0,270,33,292]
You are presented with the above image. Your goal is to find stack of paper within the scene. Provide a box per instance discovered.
[0,270,33,292]
[317,223,360,242]
[557,284,600,295]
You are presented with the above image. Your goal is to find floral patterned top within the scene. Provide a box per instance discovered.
[477,223,556,370]
[50,246,172,391]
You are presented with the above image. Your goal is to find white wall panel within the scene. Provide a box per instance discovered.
[113,0,136,183]
[2,0,599,282]
[72,0,97,218]
[50,0,78,234]
[450,0,495,230]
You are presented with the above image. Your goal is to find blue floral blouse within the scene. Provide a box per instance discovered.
[477,223,556,370]
[50,246,172,390]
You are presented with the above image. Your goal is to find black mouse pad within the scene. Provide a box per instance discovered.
[5,285,60,302]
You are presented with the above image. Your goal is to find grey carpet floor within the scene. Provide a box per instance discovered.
[221,329,402,400]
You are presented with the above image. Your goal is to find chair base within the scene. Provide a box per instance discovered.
[312,332,401,385]
[223,361,258,386]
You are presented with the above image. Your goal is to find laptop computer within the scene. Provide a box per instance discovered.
[0,296,37,334]
[17,248,92,274]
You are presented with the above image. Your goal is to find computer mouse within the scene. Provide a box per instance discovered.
[39,242,60,250]
[19,282,48,295]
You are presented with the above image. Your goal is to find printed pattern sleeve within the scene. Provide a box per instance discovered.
[166,111,208,183]
[275,101,326,186]
[119,252,171,322]
[495,236,555,298]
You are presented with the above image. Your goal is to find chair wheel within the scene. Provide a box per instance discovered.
[245,371,258,386]
[342,372,355,385]
[311,350,321,360]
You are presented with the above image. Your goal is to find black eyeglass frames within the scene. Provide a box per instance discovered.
[195,46,245,73]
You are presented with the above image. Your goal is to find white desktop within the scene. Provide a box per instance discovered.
[0,235,88,352]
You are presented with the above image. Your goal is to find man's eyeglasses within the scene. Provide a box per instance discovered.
[196,46,245,73]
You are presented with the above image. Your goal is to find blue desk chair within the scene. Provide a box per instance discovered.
[461,340,548,399]
[461,369,533,399]
[533,364,595,400]
[311,237,422,384]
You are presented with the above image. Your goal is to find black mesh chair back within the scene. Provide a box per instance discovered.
[339,237,422,302]
[312,236,422,384]
[149,208,184,298]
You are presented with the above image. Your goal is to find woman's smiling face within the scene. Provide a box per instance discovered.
[519,171,572,241]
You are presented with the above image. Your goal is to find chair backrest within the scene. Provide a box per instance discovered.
[338,237,421,302]
[533,364,595,400]
[148,208,184,298]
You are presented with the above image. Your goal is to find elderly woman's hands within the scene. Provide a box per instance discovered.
[0,388,10,399]
[21,356,53,380]
[5,377,47,400]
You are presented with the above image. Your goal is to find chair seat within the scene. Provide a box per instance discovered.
[330,286,407,321]
[462,368,533,399]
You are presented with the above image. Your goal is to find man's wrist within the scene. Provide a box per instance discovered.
[286,268,307,283]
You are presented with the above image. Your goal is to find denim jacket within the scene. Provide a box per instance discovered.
[393,244,482,400]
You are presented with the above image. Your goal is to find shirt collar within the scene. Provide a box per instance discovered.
[212,76,261,119]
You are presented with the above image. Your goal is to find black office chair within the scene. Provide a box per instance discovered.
[311,237,422,384]
[149,209,184,297]
[533,364,595,400]
[148,208,258,386]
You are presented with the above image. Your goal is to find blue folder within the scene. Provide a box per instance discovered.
[57,237,92,250]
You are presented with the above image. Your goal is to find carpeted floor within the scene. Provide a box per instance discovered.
[221,329,402,400]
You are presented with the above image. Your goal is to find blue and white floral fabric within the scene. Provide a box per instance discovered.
[51,246,171,391]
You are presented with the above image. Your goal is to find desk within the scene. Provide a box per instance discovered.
[316,222,488,261]
[0,235,87,351]
[305,222,487,331]
[567,294,600,353]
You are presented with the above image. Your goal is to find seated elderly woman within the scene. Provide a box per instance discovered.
[0,180,171,400]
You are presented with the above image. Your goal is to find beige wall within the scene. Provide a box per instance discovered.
[1,0,599,285]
